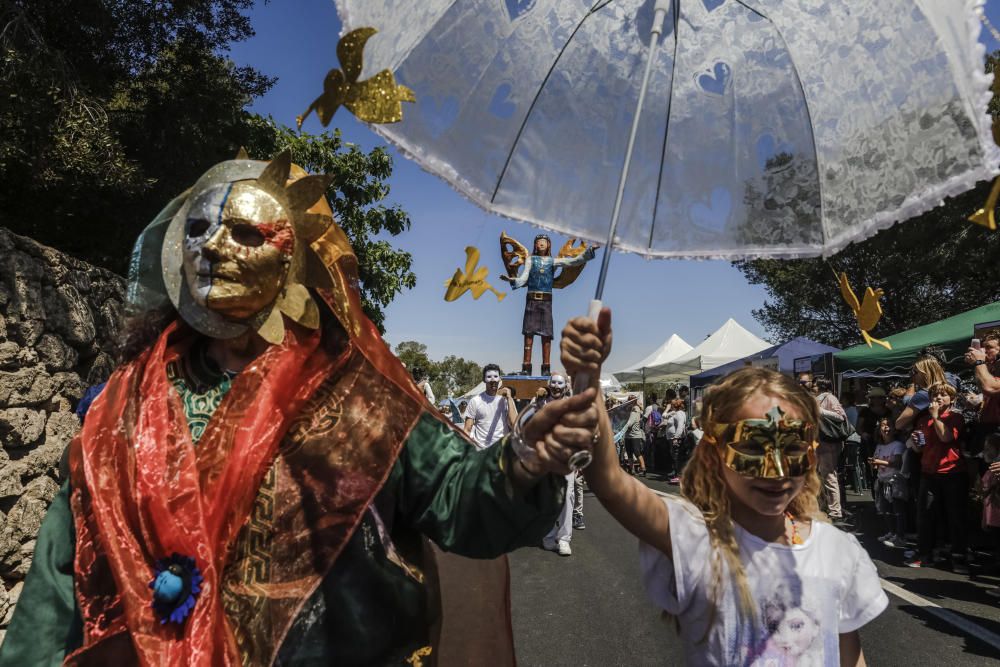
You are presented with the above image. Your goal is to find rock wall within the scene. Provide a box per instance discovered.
[0,228,125,644]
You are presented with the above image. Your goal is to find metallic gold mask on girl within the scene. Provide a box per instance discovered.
[705,406,817,479]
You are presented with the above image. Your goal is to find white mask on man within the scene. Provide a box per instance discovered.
[548,373,567,399]
[484,370,501,394]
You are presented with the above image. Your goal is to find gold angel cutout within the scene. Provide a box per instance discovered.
[444,246,505,302]
[499,232,594,289]
[838,272,892,350]
[968,70,1000,230]
[298,27,415,128]
[969,176,1000,231]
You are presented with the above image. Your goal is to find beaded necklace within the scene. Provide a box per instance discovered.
[785,511,804,545]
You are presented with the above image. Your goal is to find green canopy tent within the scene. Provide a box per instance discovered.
[835,301,1000,378]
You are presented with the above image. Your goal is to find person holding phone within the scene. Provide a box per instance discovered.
[904,383,968,572]
[965,330,1000,455]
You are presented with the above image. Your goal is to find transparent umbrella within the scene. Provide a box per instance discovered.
[317,0,997,470]
[330,0,997,306]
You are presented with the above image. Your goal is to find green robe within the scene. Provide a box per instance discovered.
[0,349,563,666]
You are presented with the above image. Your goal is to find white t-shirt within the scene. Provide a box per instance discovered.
[873,440,906,481]
[640,496,887,666]
[663,410,687,439]
[465,392,510,449]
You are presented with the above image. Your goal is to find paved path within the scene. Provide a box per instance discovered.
[509,477,1000,666]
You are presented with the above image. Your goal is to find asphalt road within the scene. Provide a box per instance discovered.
[509,476,1000,666]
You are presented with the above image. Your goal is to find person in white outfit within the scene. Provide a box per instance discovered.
[534,373,576,556]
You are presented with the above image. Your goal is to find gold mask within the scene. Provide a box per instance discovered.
[162,151,334,344]
[183,182,293,320]
[705,406,817,479]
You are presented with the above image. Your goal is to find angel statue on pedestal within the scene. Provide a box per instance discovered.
[500,233,597,376]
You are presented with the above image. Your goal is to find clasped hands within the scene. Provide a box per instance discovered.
[516,308,612,477]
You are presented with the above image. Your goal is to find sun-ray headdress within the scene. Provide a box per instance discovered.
[132,150,338,344]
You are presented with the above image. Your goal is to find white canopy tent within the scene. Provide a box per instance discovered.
[612,334,693,384]
[600,374,623,393]
[459,382,485,400]
[640,319,771,383]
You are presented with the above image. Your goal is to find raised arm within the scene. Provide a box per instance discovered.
[552,246,596,268]
[966,347,1000,395]
[559,309,672,557]
[586,397,672,556]
[499,387,518,429]
[399,388,600,557]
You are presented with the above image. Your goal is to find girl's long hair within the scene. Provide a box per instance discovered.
[912,354,946,390]
[679,367,825,630]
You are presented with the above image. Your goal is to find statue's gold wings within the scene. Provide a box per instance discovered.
[500,232,528,279]
[553,238,591,289]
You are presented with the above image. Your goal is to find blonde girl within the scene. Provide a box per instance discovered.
[895,353,948,432]
[567,318,887,667]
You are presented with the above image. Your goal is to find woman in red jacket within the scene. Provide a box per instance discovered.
[905,382,968,574]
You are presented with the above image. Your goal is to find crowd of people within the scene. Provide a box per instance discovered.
[433,329,1000,596]
[403,325,1000,666]
[609,388,696,484]
[428,327,898,664]
[793,332,1000,597]
[580,331,1000,601]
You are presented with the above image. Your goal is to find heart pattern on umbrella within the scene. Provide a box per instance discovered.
[504,0,537,22]
[703,0,726,11]
[697,62,731,96]
[690,187,732,233]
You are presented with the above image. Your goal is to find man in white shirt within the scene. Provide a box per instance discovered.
[464,364,517,448]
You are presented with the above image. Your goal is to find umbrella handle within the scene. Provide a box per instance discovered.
[567,298,603,473]
[571,299,604,395]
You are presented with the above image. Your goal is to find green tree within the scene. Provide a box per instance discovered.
[434,355,483,399]
[393,342,482,400]
[734,180,1000,348]
[0,0,272,271]
[0,1,416,331]
[733,52,1000,349]
[246,119,415,333]
[394,341,432,380]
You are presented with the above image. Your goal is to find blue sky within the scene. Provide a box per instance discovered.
[229,1,1000,388]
